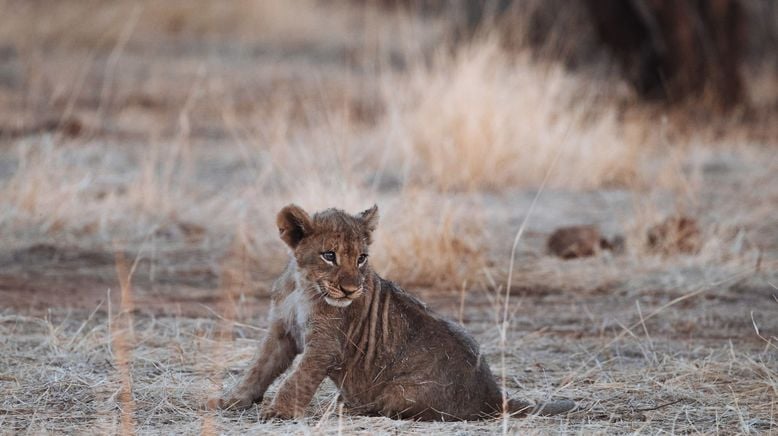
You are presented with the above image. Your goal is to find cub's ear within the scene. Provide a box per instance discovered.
[359,204,379,233]
[277,204,313,249]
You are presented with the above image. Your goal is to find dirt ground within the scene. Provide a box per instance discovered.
[1,1,777,434]
[1,245,776,434]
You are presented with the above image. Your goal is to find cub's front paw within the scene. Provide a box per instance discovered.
[207,393,260,411]
[259,405,302,421]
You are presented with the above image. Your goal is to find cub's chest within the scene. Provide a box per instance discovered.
[275,286,311,349]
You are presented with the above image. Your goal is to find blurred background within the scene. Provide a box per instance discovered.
[0,1,776,433]
[1,0,775,282]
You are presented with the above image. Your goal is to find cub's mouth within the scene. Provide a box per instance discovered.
[320,282,362,308]
[324,296,353,308]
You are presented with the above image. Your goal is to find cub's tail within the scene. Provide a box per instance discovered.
[508,398,577,417]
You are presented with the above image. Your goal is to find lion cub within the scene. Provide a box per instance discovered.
[210,205,575,421]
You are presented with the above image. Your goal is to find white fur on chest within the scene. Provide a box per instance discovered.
[273,271,311,349]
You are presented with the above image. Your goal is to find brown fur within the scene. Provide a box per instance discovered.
[210,205,575,421]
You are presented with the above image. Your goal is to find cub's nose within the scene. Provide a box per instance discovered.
[340,284,360,296]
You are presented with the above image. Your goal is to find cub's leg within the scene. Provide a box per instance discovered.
[210,321,298,410]
[260,348,331,420]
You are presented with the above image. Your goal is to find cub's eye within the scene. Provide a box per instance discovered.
[321,251,337,264]
[357,254,368,266]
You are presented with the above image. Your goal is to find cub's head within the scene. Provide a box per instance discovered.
[277,204,379,308]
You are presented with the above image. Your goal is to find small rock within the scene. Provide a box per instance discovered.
[647,216,702,254]
[548,225,621,259]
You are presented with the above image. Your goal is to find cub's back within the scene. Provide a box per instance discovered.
[374,279,504,417]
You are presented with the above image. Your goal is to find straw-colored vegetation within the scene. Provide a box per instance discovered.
[0,0,776,434]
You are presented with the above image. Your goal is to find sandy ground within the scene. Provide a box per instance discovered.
[2,177,776,433]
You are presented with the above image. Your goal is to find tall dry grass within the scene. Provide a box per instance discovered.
[382,39,640,191]
[0,6,649,288]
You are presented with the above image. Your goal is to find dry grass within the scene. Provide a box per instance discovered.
[0,0,776,434]
[382,39,640,191]
[0,0,356,48]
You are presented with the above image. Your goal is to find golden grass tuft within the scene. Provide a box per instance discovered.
[383,39,641,191]
[372,192,486,288]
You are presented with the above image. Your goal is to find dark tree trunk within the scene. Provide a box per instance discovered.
[583,0,746,108]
